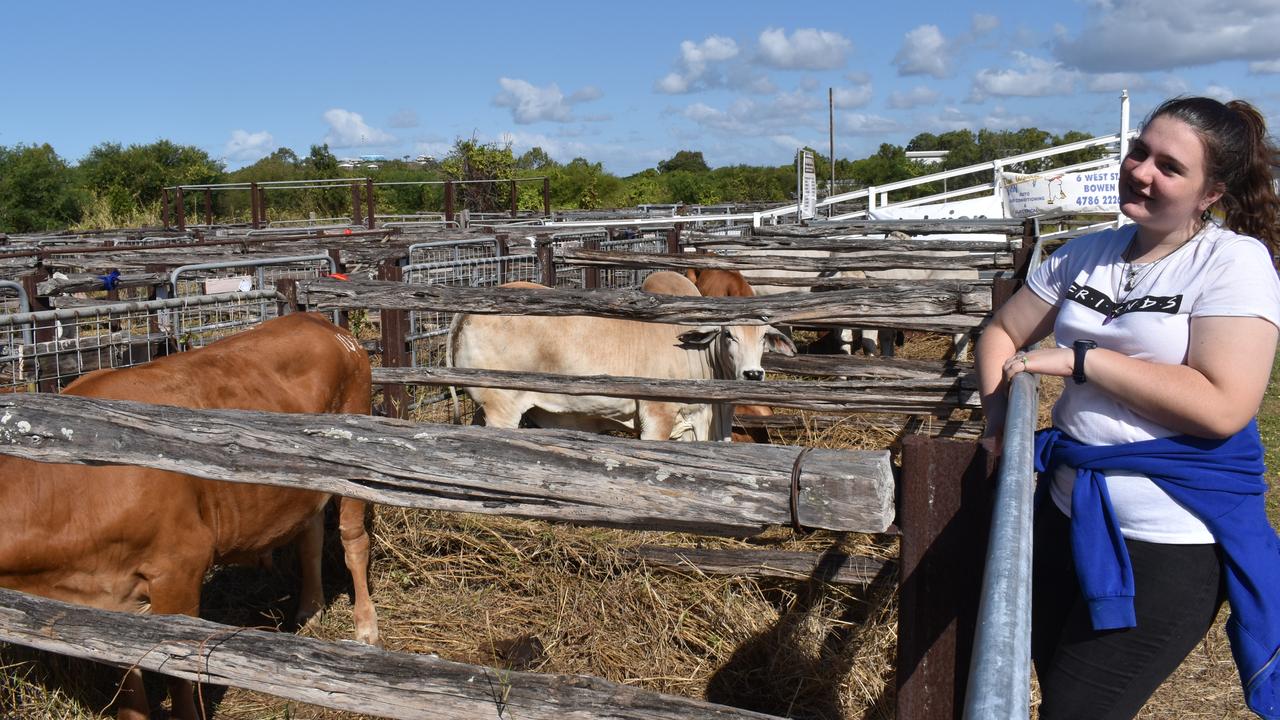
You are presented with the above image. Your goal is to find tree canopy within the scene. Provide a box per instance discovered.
[0,123,1110,232]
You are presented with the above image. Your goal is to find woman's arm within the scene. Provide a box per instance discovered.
[1008,315,1278,438]
[975,287,1059,438]
[1047,315,1277,438]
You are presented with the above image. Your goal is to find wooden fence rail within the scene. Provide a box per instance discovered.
[373,367,979,413]
[686,237,1019,252]
[750,220,1028,236]
[300,279,988,332]
[0,587,782,720]
[559,249,1013,272]
[0,393,894,535]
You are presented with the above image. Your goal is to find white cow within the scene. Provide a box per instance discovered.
[448,272,795,441]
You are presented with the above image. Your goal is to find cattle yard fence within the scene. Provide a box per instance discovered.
[0,216,1050,719]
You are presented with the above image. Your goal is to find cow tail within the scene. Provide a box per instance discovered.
[446,313,463,424]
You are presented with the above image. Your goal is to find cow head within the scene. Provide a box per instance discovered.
[678,325,796,380]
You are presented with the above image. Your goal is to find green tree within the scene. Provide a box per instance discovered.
[0,144,83,232]
[516,146,556,171]
[657,150,710,174]
[441,138,517,212]
[78,140,223,218]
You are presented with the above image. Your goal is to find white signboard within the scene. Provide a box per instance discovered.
[797,149,817,220]
[1002,164,1121,217]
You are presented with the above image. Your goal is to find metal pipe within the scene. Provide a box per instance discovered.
[0,290,284,328]
[962,370,1038,720]
[168,254,337,296]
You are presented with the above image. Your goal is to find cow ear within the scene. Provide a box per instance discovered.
[677,327,719,348]
[765,328,797,356]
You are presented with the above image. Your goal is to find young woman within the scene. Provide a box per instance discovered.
[977,97,1280,719]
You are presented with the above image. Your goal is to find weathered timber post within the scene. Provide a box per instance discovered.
[327,248,348,328]
[509,178,518,218]
[585,233,602,289]
[365,178,376,229]
[249,182,261,230]
[350,182,362,226]
[275,278,301,316]
[204,188,213,227]
[175,187,186,231]
[542,177,550,217]
[896,436,997,720]
[162,188,171,230]
[666,223,683,254]
[257,185,268,226]
[536,234,556,287]
[444,180,455,225]
[20,270,56,394]
[376,257,410,419]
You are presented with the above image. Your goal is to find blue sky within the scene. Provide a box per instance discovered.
[5,0,1279,175]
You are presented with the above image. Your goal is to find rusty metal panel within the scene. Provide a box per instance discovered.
[897,435,997,720]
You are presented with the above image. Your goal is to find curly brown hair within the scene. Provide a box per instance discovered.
[1147,97,1280,261]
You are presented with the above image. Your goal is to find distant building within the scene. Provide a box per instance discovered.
[906,150,949,165]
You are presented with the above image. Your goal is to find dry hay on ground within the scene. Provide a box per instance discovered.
[1,330,1254,719]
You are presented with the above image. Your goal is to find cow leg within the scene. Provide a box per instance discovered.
[339,497,381,647]
[637,401,678,441]
[294,511,325,626]
[876,328,897,358]
[146,563,207,720]
[115,668,151,720]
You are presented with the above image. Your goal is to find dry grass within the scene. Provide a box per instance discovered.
[1,332,1270,719]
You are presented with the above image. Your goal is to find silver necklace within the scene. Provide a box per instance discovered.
[1106,224,1205,325]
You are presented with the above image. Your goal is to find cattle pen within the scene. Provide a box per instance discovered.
[0,215,1062,719]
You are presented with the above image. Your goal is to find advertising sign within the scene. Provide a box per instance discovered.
[1002,164,1121,216]
[797,149,817,220]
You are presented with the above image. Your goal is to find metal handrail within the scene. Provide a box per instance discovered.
[963,224,1046,719]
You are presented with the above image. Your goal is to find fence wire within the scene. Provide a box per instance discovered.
[0,291,284,393]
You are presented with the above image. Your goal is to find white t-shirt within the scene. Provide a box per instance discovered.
[1026,222,1280,543]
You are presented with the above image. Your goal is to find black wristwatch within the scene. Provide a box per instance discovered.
[1072,339,1098,384]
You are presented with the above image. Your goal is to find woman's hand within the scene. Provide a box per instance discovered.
[1001,346,1074,383]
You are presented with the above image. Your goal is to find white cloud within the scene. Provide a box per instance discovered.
[655,36,740,94]
[388,109,419,129]
[970,52,1079,101]
[681,90,823,137]
[322,109,395,147]
[1204,83,1235,102]
[494,78,597,124]
[656,72,691,94]
[1053,0,1280,72]
[888,86,941,109]
[894,25,950,78]
[569,86,603,103]
[1250,59,1280,74]
[972,13,1000,34]
[839,113,900,135]
[833,81,873,109]
[924,107,976,133]
[981,106,1036,131]
[757,27,852,70]
[224,130,275,163]
[1085,72,1147,93]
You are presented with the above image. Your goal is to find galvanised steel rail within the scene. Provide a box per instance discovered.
[963,228,1047,720]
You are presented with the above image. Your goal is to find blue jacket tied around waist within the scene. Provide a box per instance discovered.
[1035,422,1280,719]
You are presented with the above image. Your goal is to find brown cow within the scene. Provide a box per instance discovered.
[683,268,776,443]
[0,312,380,720]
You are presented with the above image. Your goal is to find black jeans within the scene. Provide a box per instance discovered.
[1032,502,1225,720]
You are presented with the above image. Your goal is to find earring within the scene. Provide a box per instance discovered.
[1201,208,1212,222]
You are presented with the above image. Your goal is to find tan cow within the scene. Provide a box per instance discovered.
[449,272,794,442]
[0,312,380,720]
[682,268,776,442]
